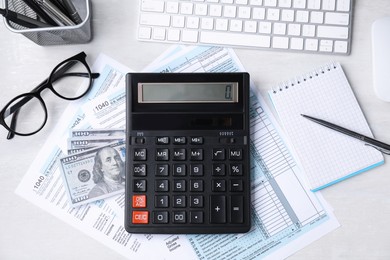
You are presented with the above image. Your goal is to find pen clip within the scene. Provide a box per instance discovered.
[365,143,390,155]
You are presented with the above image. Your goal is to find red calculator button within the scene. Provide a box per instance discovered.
[132,195,147,208]
[132,211,149,224]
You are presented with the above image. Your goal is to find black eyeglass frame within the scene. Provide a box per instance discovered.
[0,51,99,139]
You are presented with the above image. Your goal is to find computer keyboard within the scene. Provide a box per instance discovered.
[137,0,353,55]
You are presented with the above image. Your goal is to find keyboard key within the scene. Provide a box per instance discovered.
[325,12,349,26]
[156,148,169,160]
[173,196,186,207]
[210,195,226,223]
[190,195,204,208]
[230,196,244,223]
[134,180,147,192]
[138,27,152,40]
[334,40,348,53]
[134,148,147,161]
[182,30,199,42]
[153,211,169,224]
[190,164,204,176]
[155,195,169,208]
[336,0,351,12]
[156,136,169,144]
[141,0,165,12]
[190,180,204,192]
[212,148,225,160]
[140,13,170,26]
[155,179,169,192]
[132,195,147,208]
[155,164,169,176]
[229,148,243,160]
[190,211,204,223]
[212,179,226,191]
[317,25,349,39]
[172,211,186,223]
[132,211,149,224]
[133,164,146,176]
[173,148,186,160]
[190,148,203,160]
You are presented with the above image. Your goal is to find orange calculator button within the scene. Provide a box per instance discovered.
[132,211,149,224]
[132,195,147,208]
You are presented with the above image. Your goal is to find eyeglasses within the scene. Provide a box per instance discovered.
[0,52,100,140]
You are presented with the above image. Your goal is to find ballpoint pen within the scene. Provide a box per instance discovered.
[35,0,76,26]
[20,0,57,26]
[0,7,50,28]
[62,0,82,24]
[301,114,390,155]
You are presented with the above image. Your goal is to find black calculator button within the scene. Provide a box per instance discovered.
[190,211,204,224]
[229,164,243,176]
[190,148,203,161]
[153,211,169,224]
[229,148,243,160]
[133,164,146,177]
[212,180,226,192]
[155,195,169,208]
[134,148,147,161]
[173,148,186,160]
[230,179,243,192]
[173,137,186,144]
[212,148,225,161]
[156,148,169,161]
[133,180,146,192]
[190,195,203,208]
[210,195,226,224]
[190,164,204,176]
[156,137,169,145]
[155,164,169,176]
[173,196,186,208]
[172,211,186,224]
[190,180,204,192]
[155,180,169,192]
[230,196,244,224]
[190,137,203,144]
[173,164,186,176]
[212,163,226,176]
[173,180,186,192]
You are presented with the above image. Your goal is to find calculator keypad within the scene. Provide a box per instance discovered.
[127,135,250,233]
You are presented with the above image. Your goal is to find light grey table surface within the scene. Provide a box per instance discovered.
[1,1,390,259]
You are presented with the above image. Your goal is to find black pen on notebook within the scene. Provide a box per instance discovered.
[301,114,390,155]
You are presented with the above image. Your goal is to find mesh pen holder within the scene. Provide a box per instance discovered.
[3,0,92,45]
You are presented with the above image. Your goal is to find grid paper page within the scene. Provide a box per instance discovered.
[268,62,384,191]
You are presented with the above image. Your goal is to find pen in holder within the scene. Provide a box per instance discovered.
[2,0,92,45]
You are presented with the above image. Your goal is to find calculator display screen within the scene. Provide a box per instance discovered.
[138,82,238,103]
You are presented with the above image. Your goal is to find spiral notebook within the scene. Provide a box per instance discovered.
[268,62,384,191]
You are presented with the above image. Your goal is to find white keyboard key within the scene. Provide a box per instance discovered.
[138,27,152,39]
[221,0,234,3]
[200,31,271,47]
[317,25,348,39]
[279,0,292,8]
[307,0,321,9]
[207,0,219,2]
[172,16,185,27]
[238,6,251,19]
[273,37,289,49]
[290,37,304,49]
[236,0,248,4]
[305,38,318,51]
[250,0,263,6]
[293,0,306,9]
[187,17,200,29]
[167,29,180,41]
[322,0,336,11]
[267,9,280,21]
[281,9,294,22]
[210,4,222,16]
[302,24,315,37]
[325,12,349,26]
[319,40,333,52]
[140,13,170,26]
[264,0,277,7]
[201,17,214,29]
[288,24,301,36]
[141,0,164,12]
[334,40,348,53]
[230,19,243,32]
[223,5,237,18]
[166,2,179,14]
[215,18,228,30]
[244,20,257,32]
[180,2,194,15]
[337,0,351,12]
[310,11,324,24]
[253,8,265,19]
[195,4,208,15]
[259,22,272,33]
[274,23,287,35]
[296,10,309,23]
[182,30,198,42]
[153,28,166,40]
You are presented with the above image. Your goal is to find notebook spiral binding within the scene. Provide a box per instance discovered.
[272,62,339,94]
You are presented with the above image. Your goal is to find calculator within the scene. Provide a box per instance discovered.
[124,72,251,234]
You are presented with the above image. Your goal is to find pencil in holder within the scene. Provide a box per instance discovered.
[3,0,92,45]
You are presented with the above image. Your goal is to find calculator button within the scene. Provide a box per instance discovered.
[173,180,186,192]
[210,195,226,223]
[190,211,204,224]
[212,163,226,176]
[190,180,204,192]
[172,211,186,224]
[155,180,169,192]
[156,148,169,161]
[190,195,204,208]
[173,148,186,160]
[155,195,169,208]
[229,148,243,160]
[229,164,243,176]
[212,148,225,160]
[153,211,169,224]
[231,196,244,224]
[173,164,186,176]
[134,180,147,192]
[190,148,203,161]
[173,195,186,208]
[132,211,149,224]
[173,137,186,144]
[155,164,169,176]
[190,137,204,144]
[212,179,226,192]
[230,179,243,192]
[133,164,146,176]
[190,164,204,176]
[132,195,147,208]
[156,137,169,144]
[134,148,147,161]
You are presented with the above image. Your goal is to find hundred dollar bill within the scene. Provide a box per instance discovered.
[70,128,125,137]
[59,140,126,207]
[68,136,125,150]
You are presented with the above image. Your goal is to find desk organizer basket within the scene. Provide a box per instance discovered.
[3,0,92,45]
